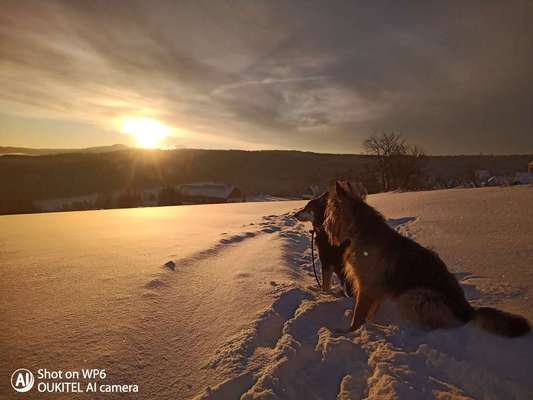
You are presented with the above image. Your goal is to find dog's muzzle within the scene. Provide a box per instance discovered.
[294,209,313,222]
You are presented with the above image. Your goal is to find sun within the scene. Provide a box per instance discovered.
[121,117,170,149]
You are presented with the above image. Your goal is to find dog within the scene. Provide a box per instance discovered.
[324,180,531,337]
[294,191,352,296]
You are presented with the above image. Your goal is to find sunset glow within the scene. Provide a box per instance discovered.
[121,117,170,149]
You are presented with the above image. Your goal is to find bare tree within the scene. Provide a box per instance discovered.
[363,132,425,191]
[363,132,405,191]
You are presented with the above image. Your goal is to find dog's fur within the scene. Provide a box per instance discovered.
[324,180,531,337]
[294,192,351,295]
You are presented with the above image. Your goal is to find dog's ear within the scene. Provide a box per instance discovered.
[345,181,367,201]
[344,181,354,195]
[333,181,351,199]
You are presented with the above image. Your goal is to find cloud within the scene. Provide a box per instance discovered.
[1,0,532,153]
[212,76,328,96]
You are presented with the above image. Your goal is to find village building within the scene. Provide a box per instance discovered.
[475,169,491,183]
[178,183,245,204]
[514,172,533,185]
[512,160,533,185]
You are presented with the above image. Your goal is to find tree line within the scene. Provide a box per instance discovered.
[1,143,530,215]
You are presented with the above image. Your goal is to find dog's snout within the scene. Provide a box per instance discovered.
[294,209,312,222]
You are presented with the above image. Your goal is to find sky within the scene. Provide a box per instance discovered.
[1,0,532,154]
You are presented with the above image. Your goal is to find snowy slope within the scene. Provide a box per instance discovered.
[197,211,533,400]
[0,202,304,399]
[195,187,533,400]
[1,187,532,399]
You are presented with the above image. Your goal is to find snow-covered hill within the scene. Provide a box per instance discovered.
[1,187,532,399]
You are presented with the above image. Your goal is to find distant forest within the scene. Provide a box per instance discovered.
[1,148,532,215]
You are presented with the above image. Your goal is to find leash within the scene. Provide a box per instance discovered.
[310,229,321,289]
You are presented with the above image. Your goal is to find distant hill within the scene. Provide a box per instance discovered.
[0,144,129,156]
[0,148,375,199]
[0,148,531,215]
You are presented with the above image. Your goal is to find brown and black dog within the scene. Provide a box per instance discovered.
[294,192,352,296]
[324,180,530,337]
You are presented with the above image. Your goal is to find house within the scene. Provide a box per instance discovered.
[178,183,245,203]
[511,161,533,185]
[514,172,533,185]
[487,176,508,186]
[475,169,491,183]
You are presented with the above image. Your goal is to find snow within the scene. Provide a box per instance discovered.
[201,295,533,399]
[1,187,532,399]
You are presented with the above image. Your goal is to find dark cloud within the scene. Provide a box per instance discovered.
[1,0,532,153]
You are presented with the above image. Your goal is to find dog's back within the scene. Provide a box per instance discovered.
[325,180,530,336]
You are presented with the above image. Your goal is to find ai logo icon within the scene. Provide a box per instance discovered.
[11,368,35,392]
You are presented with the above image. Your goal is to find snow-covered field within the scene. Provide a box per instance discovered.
[1,186,532,399]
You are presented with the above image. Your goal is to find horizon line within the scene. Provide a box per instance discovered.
[2,144,533,158]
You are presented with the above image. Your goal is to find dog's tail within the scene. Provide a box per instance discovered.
[471,307,530,337]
